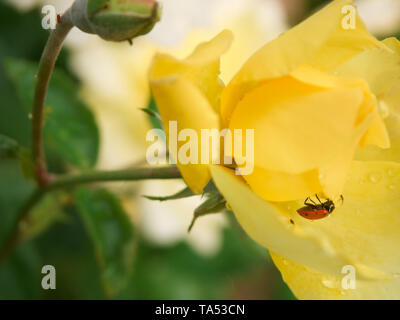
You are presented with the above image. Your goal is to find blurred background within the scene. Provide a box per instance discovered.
[0,0,399,299]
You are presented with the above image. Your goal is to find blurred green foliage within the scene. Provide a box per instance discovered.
[0,1,297,300]
[5,58,99,169]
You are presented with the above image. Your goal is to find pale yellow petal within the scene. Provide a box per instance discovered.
[212,161,400,280]
[333,42,400,97]
[271,252,400,300]
[356,84,400,162]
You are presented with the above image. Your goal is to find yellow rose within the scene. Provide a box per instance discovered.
[150,0,400,299]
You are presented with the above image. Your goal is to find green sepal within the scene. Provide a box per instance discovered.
[188,193,226,232]
[143,186,195,202]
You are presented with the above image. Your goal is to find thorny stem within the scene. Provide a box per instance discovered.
[32,10,73,187]
[0,166,182,265]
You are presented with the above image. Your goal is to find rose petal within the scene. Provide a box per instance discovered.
[221,0,384,124]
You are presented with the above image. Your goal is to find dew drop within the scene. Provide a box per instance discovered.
[368,173,382,184]
[388,184,396,191]
[282,259,288,266]
[28,113,32,119]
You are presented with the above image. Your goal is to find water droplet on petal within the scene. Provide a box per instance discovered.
[368,173,382,184]
[388,184,396,191]
[282,259,288,266]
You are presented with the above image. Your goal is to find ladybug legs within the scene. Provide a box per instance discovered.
[304,197,317,207]
[315,194,324,205]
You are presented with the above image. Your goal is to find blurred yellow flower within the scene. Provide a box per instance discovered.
[150,0,400,299]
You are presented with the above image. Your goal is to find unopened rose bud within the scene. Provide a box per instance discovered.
[68,0,161,42]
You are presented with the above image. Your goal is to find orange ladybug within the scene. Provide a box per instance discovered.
[297,195,343,220]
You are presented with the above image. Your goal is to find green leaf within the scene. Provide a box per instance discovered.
[146,95,163,130]
[17,148,35,180]
[188,193,226,232]
[74,187,136,297]
[21,193,67,242]
[0,134,19,159]
[0,242,42,299]
[0,134,36,180]
[143,186,195,201]
[117,226,269,299]
[4,58,99,169]
[0,160,35,245]
[35,205,107,299]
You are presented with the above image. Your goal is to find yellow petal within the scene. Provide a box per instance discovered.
[212,160,400,281]
[382,37,400,56]
[230,71,366,174]
[210,165,352,277]
[221,0,384,123]
[229,66,378,200]
[151,76,220,193]
[150,30,233,112]
[333,41,400,98]
[239,166,322,202]
[150,30,233,193]
[354,38,400,162]
[271,252,400,300]
[274,161,400,279]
